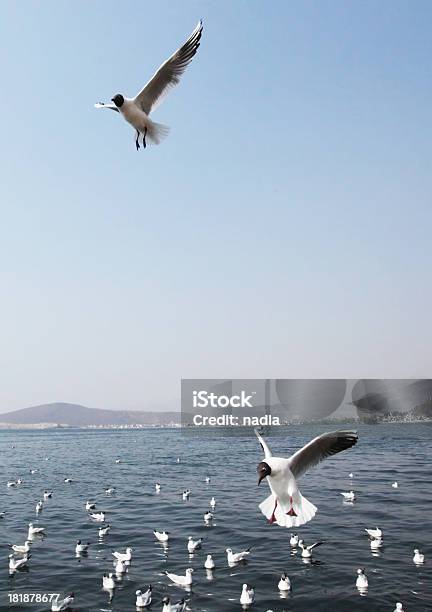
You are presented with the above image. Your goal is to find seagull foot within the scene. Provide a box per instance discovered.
[286,495,298,516]
[268,499,278,524]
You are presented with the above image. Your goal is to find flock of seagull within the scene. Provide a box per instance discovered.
[3,429,427,611]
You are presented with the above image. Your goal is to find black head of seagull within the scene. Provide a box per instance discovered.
[111,94,124,108]
[257,461,271,485]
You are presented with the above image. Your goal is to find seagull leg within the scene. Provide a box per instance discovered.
[268,498,278,524]
[142,127,147,149]
[287,495,298,517]
[135,130,140,151]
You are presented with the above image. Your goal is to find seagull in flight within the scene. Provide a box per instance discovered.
[256,428,358,527]
[95,20,203,151]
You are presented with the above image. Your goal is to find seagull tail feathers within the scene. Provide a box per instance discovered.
[259,492,317,528]
[146,119,170,145]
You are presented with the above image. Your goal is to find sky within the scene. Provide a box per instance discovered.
[0,0,431,413]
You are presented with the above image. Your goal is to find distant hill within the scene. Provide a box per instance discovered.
[0,402,179,427]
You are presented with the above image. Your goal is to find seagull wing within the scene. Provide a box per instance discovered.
[133,20,203,115]
[254,428,272,459]
[309,541,324,550]
[288,430,358,479]
[94,102,119,113]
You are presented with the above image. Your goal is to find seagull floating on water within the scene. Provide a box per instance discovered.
[182,490,191,500]
[7,480,17,487]
[9,553,31,571]
[85,501,96,511]
[43,490,53,499]
[75,540,90,554]
[256,428,358,527]
[370,538,383,550]
[290,533,299,547]
[240,583,255,606]
[413,549,425,564]
[392,482,399,488]
[165,568,194,587]
[356,568,368,589]
[51,593,74,611]
[278,573,291,591]
[95,21,203,151]
[205,476,210,483]
[341,491,356,502]
[102,572,115,589]
[10,541,31,554]
[204,554,215,569]
[299,539,323,559]
[394,604,404,612]
[226,547,251,564]
[28,522,45,537]
[115,558,127,574]
[155,482,161,493]
[113,547,133,562]
[136,586,152,608]
[35,500,43,513]
[90,511,105,522]
[210,496,216,508]
[204,511,214,523]
[99,524,111,537]
[153,530,169,543]
[17,478,23,484]
[187,536,203,553]
[162,596,186,612]
[105,486,116,495]
[64,478,73,484]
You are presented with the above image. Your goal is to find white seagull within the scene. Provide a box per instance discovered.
[99,524,110,537]
[135,586,152,608]
[290,533,299,547]
[9,553,31,571]
[165,568,194,587]
[115,558,127,574]
[204,554,215,569]
[105,486,116,494]
[392,482,399,488]
[370,538,383,550]
[299,539,323,559]
[36,500,43,513]
[10,541,31,554]
[341,491,356,502]
[95,21,203,151]
[226,547,251,564]
[413,549,425,564]
[356,568,368,589]
[256,428,358,527]
[394,604,404,612]
[204,511,214,523]
[64,478,73,484]
[85,501,96,511]
[182,490,191,500]
[43,490,53,499]
[90,511,105,522]
[102,572,115,589]
[205,476,211,483]
[240,584,255,606]
[278,573,291,591]
[155,483,161,493]
[28,522,45,537]
[112,547,133,562]
[153,530,169,543]
[210,496,216,508]
[7,480,17,487]
[51,593,74,611]
[187,536,203,553]
[162,596,186,612]
[75,540,90,554]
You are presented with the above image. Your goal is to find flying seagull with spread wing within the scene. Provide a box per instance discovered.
[256,428,358,527]
[95,21,203,150]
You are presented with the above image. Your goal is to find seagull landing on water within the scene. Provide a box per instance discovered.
[299,540,323,559]
[95,21,203,151]
[255,428,358,528]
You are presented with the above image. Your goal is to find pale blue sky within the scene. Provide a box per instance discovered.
[0,1,431,413]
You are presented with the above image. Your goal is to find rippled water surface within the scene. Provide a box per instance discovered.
[0,424,431,611]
